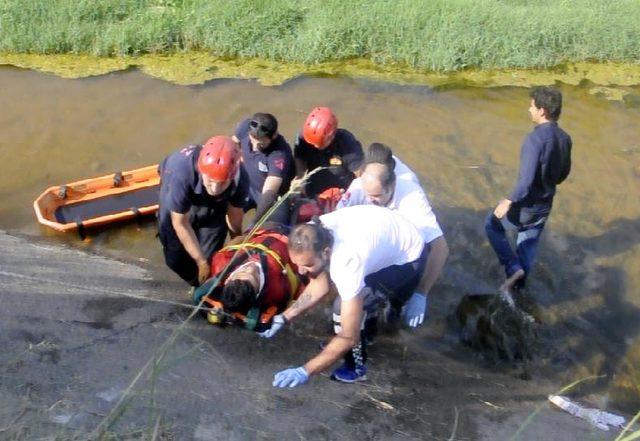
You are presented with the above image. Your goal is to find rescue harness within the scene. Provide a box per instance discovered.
[193,230,301,331]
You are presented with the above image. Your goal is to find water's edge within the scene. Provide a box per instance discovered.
[2,52,640,94]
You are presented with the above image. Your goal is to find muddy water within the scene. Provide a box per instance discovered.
[1,66,639,411]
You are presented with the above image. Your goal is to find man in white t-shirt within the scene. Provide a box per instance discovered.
[337,143,449,327]
[260,205,428,387]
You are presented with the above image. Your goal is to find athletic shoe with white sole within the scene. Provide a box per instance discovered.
[330,364,367,383]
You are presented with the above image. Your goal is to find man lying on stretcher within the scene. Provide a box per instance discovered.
[192,225,306,332]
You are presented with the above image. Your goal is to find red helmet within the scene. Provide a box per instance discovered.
[302,107,338,149]
[197,136,239,182]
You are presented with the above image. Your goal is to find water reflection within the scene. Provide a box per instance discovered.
[0,66,639,410]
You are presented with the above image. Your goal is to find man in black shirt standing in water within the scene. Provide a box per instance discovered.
[485,87,572,292]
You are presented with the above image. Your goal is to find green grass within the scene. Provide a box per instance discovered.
[1,0,639,72]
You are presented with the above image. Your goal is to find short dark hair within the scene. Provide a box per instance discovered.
[249,113,278,138]
[288,220,333,256]
[365,142,396,170]
[221,279,256,313]
[530,87,562,121]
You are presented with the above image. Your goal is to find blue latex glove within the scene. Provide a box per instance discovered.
[273,367,309,388]
[258,314,287,338]
[402,292,427,328]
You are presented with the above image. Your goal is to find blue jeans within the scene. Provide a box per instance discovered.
[484,206,547,287]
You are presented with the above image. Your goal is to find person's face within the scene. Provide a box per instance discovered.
[226,262,259,288]
[528,99,545,124]
[362,174,393,206]
[201,173,232,196]
[290,249,328,278]
[249,133,274,151]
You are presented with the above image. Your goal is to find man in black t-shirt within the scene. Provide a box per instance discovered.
[294,107,364,198]
[233,113,295,225]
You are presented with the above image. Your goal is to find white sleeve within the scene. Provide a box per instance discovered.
[398,189,443,244]
[330,252,364,301]
[336,179,366,209]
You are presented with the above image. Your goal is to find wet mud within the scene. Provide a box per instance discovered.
[0,230,621,439]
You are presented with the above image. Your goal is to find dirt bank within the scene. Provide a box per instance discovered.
[0,231,622,439]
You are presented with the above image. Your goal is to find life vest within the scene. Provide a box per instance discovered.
[203,229,304,328]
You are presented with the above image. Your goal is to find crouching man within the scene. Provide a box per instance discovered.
[260,205,427,387]
[158,136,249,287]
[337,142,449,327]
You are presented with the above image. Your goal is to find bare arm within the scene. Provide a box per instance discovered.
[253,175,283,223]
[420,236,449,294]
[171,211,205,264]
[226,205,244,237]
[303,295,363,376]
[171,211,209,283]
[262,175,283,195]
[282,271,331,322]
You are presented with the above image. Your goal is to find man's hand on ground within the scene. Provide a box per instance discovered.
[402,292,427,328]
[273,367,308,388]
[258,314,287,338]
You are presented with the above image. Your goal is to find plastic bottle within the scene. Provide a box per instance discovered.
[548,395,626,431]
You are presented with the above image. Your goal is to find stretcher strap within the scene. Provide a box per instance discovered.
[222,241,299,295]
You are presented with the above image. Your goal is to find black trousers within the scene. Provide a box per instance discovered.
[333,244,430,369]
[158,207,228,287]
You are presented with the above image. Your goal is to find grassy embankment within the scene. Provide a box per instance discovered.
[1,0,639,72]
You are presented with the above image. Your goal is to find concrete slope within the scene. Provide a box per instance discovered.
[0,232,616,440]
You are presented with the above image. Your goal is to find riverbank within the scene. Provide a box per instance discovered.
[0,230,625,439]
[1,0,639,73]
[2,66,640,415]
[2,52,640,92]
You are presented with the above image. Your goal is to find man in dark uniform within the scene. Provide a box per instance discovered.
[294,107,364,198]
[158,136,250,287]
[485,86,572,292]
[232,113,295,225]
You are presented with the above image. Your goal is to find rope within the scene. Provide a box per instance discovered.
[85,166,327,437]
[0,269,209,313]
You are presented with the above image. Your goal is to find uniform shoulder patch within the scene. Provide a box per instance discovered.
[329,156,343,166]
[273,158,285,171]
